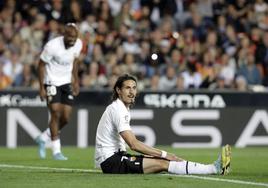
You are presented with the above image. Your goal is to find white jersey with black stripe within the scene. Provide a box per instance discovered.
[95,99,132,167]
[40,36,82,86]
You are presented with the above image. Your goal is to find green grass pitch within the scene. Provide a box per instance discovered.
[0,146,267,188]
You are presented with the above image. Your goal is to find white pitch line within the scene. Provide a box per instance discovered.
[0,164,100,173]
[1,164,268,187]
[163,174,268,187]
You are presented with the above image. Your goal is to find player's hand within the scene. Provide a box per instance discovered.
[39,87,46,101]
[72,82,80,96]
[166,153,184,162]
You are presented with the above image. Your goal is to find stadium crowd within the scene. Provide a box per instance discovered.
[0,0,268,91]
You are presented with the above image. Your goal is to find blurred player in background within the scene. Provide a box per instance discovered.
[36,23,82,160]
[95,74,231,174]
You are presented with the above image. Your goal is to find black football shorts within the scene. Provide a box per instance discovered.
[45,84,74,106]
[100,151,144,174]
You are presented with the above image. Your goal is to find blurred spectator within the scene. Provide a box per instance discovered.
[218,53,236,87]
[237,53,262,85]
[106,73,118,90]
[97,0,113,26]
[181,62,202,89]
[13,64,38,88]
[107,0,124,17]
[174,0,191,26]
[0,63,12,90]
[254,0,268,19]
[81,61,107,89]
[158,65,177,90]
[222,25,238,57]
[212,0,227,18]
[198,50,217,88]
[20,40,35,65]
[113,1,132,30]
[91,44,106,72]
[175,74,185,91]
[120,53,139,75]
[209,74,229,90]
[216,15,227,46]
[256,31,268,85]
[122,29,141,54]
[234,75,249,91]
[185,6,207,42]
[45,19,60,41]
[2,52,23,83]
[148,73,160,91]
[168,48,185,72]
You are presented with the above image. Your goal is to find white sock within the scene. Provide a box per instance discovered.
[40,128,51,143]
[51,139,61,155]
[168,160,217,175]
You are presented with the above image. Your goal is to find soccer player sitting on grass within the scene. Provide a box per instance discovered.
[95,74,231,175]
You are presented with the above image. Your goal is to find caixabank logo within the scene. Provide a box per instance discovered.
[0,94,46,107]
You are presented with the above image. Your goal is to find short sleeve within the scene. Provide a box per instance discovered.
[74,39,83,58]
[113,110,131,133]
[40,42,54,63]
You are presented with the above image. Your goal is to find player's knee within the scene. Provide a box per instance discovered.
[51,111,61,120]
[156,159,169,171]
[61,116,70,125]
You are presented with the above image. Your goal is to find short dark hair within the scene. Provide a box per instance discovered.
[112,74,137,101]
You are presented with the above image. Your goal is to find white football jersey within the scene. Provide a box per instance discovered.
[40,36,82,86]
[95,99,131,167]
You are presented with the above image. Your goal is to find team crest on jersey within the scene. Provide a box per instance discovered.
[68,95,74,100]
[130,157,136,161]
[124,115,129,123]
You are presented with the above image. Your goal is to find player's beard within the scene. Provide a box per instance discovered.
[128,95,136,108]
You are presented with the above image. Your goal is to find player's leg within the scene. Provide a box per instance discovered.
[167,160,218,175]
[59,104,72,130]
[143,157,218,174]
[35,85,60,159]
[37,128,51,142]
[221,144,231,175]
[48,103,68,160]
[35,103,62,159]
[143,145,231,175]
[48,103,62,140]
[168,145,231,175]
[143,157,169,173]
[59,83,74,131]
[50,84,74,160]
[35,128,51,159]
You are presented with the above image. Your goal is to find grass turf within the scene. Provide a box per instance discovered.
[0,147,267,188]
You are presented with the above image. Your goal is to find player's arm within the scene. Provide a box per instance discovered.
[72,58,80,96]
[120,130,181,161]
[38,59,46,101]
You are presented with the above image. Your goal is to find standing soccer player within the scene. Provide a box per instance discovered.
[95,74,231,174]
[36,23,82,160]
